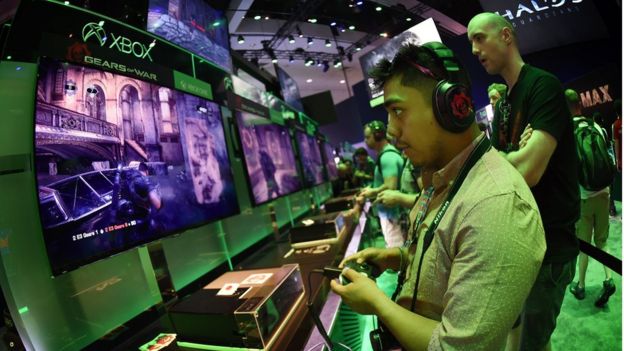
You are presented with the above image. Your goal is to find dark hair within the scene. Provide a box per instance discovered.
[592,111,604,125]
[353,147,369,157]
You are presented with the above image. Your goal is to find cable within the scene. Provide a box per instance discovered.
[305,269,353,351]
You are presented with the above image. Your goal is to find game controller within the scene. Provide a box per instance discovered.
[323,261,382,285]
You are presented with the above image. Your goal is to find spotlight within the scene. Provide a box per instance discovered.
[356,0,363,5]
[333,59,342,68]
[308,18,317,23]
[375,6,382,11]
[348,25,355,30]
[322,61,330,72]
[317,60,323,67]
[339,79,345,84]
[406,17,412,22]
[325,39,332,47]
[296,25,303,37]
[330,21,337,26]
[272,57,278,63]
[306,78,313,83]
[237,35,245,44]
[289,55,294,63]
[307,37,314,46]
[254,15,261,20]
[380,32,388,37]
[355,44,362,51]
[305,57,314,66]
[288,35,295,43]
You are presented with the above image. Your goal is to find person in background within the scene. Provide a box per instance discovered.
[487,82,507,107]
[565,89,616,308]
[352,147,375,188]
[358,121,405,247]
[468,13,580,351]
[331,42,545,350]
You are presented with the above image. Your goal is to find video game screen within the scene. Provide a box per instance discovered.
[147,0,232,72]
[322,142,339,181]
[236,111,302,205]
[294,131,326,187]
[275,66,304,112]
[35,58,239,275]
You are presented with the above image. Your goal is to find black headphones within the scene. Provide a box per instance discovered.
[367,120,387,142]
[415,42,475,133]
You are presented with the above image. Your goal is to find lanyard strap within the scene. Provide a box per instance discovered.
[393,136,492,310]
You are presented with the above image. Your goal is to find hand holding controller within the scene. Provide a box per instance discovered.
[339,261,381,285]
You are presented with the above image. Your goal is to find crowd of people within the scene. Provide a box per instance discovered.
[326,12,620,351]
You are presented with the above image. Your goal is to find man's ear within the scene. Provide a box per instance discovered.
[501,27,513,45]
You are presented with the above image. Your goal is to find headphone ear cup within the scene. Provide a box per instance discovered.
[432,81,475,133]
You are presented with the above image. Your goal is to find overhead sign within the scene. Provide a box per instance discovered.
[479,0,608,54]
[82,21,155,61]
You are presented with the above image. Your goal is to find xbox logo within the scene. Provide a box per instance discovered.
[81,21,155,61]
[82,21,107,47]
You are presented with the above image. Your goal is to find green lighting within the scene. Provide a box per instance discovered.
[18,306,28,314]
[6,56,11,60]
[212,21,220,27]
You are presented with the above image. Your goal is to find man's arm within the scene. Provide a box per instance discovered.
[499,129,557,187]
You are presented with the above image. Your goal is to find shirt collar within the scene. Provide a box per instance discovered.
[424,133,486,193]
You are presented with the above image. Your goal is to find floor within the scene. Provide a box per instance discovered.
[358,202,623,351]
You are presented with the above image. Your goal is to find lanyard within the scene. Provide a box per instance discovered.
[391,136,492,309]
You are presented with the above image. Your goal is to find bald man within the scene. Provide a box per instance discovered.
[468,13,580,351]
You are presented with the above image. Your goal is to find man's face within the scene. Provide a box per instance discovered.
[467,16,509,75]
[488,89,501,106]
[384,75,441,167]
[363,127,376,149]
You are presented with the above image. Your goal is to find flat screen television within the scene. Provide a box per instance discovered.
[294,130,326,187]
[235,111,302,205]
[275,66,304,112]
[359,18,442,107]
[321,142,339,181]
[35,58,239,275]
[147,0,232,72]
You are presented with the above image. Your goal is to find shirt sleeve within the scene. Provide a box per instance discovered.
[379,152,403,181]
[526,74,570,142]
[429,194,546,351]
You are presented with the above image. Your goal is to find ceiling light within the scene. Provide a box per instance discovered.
[305,57,314,66]
[355,44,362,51]
[212,20,221,27]
[375,6,382,11]
[254,15,261,20]
[356,1,363,5]
[296,25,303,37]
[288,35,295,43]
[317,60,323,67]
[330,22,337,26]
[289,55,294,63]
[340,27,346,33]
[339,79,345,84]
[406,17,412,22]
[348,25,355,30]
[325,39,332,47]
[264,16,269,20]
[307,37,314,46]
[237,35,245,44]
[380,32,388,37]
[333,59,342,68]
[308,18,317,23]
[306,79,313,83]
[272,57,278,63]
[322,61,330,72]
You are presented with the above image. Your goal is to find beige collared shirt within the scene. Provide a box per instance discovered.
[396,133,546,350]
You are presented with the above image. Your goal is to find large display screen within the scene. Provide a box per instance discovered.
[236,111,302,205]
[147,0,232,72]
[479,0,608,55]
[275,66,304,112]
[295,131,326,187]
[35,58,239,275]
[322,142,339,181]
[359,18,442,106]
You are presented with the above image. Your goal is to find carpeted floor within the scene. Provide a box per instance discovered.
[358,202,622,351]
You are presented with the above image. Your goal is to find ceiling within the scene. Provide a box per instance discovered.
[222,0,477,104]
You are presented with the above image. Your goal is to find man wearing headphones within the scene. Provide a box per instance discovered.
[359,120,406,248]
[331,42,545,350]
[468,13,580,351]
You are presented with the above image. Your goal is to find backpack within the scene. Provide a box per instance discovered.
[573,117,616,191]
